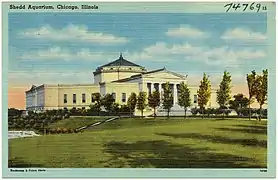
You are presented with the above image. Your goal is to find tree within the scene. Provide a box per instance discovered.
[8,108,22,117]
[91,92,102,115]
[246,70,257,120]
[197,73,211,119]
[255,69,268,121]
[229,93,249,115]
[178,81,191,119]
[111,103,120,115]
[102,93,115,115]
[137,92,147,118]
[216,71,232,119]
[148,90,160,118]
[127,92,137,117]
[162,82,173,118]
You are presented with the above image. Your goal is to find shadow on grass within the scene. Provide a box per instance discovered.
[157,133,266,148]
[8,157,44,168]
[233,124,267,130]
[103,140,262,168]
[216,127,267,135]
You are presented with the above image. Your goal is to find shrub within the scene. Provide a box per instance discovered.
[68,128,74,134]
[62,128,68,134]
[191,107,198,115]
[33,123,39,129]
[64,114,70,118]
[56,127,62,134]
[262,109,267,116]
[50,129,56,134]
[204,108,216,116]
[224,109,232,116]
[120,105,130,113]
[25,124,31,129]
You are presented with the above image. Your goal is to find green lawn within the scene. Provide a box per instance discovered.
[47,116,111,129]
[9,117,267,168]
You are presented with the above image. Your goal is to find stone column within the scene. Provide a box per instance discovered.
[35,90,38,110]
[173,84,177,105]
[159,83,162,93]
[160,83,164,99]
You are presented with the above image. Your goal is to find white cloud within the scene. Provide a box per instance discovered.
[166,25,210,38]
[18,41,266,69]
[221,28,267,42]
[20,24,129,44]
[138,42,266,67]
[183,46,266,68]
[143,42,202,55]
[20,47,116,61]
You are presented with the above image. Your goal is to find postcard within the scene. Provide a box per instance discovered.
[2,1,276,178]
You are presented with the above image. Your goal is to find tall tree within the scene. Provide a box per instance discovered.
[246,70,257,120]
[102,93,115,115]
[90,92,102,115]
[229,93,249,115]
[162,82,174,118]
[127,92,137,117]
[148,90,160,118]
[197,73,211,119]
[216,71,232,119]
[137,92,147,118]
[178,81,191,119]
[255,69,268,121]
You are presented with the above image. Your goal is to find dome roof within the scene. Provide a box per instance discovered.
[100,53,143,68]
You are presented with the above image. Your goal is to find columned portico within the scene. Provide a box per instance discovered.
[146,82,180,105]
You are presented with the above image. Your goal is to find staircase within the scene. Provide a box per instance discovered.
[155,104,193,117]
[76,117,120,131]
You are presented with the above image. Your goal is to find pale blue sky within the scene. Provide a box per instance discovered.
[8,13,268,86]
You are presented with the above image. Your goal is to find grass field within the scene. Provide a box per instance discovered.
[9,117,267,168]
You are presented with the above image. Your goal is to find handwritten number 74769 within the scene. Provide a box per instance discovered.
[224,2,267,12]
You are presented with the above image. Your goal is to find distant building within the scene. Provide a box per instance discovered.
[25,54,218,114]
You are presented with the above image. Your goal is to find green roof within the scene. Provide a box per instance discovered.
[100,53,143,68]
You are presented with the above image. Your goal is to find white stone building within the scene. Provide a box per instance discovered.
[25,54,218,114]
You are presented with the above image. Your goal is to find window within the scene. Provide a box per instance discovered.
[122,93,126,103]
[73,94,76,104]
[64,94,67,104]
[194,94,198,104]
[112,93,116,100]
[82,107,86,110]
[82,93,86,103]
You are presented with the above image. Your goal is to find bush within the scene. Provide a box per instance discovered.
[191,107,198,115]
[33,123,40,129]
[64,114,70,118]
[25,124,31,129]
[262,109,267,116]
[120,105,130,113]
[62,128,68,134]
[68,128,75,133]
[56,127,62,134]
[50,129,56,134]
